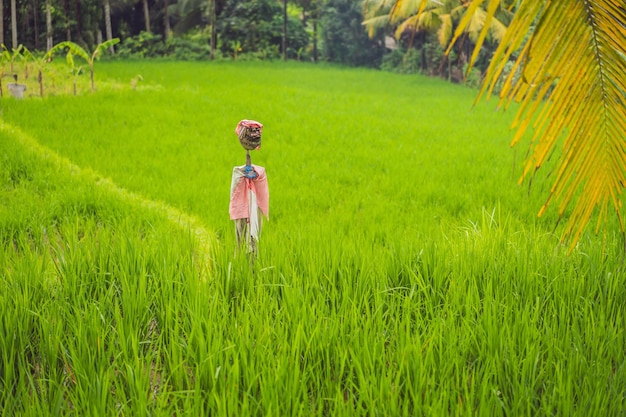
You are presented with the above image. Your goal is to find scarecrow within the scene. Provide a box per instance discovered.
[229,120,269,255]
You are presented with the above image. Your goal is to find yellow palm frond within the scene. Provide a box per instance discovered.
[391,0,418,17]
[362,0,392,20]
[449,4,466,20]
[363,14,394,37]
[418,8,436,28]
[487,14,507,42]
[455,0,626,250]
[389,0,430,21]
[466,6,487,43]
[364,0,432,36]
[437,14,453,46]
[394,14,422,38]
[393,9,443,38]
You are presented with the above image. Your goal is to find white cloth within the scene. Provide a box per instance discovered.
[229,165,269,253]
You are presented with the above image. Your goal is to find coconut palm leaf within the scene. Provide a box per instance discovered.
[393,9,442,39]
[362,14,394,37]
[390,0,430,22]
[437,13,453,46]
[452,0,626,250]
[465,6,487,43]
[363,0,435,36]
[488,16,507,42]
[366,0,510,48]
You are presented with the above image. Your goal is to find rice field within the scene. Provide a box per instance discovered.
[1,60,624,416]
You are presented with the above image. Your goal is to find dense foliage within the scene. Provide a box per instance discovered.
[0,0,382,66]
[217,0,308,60]
[0,0,457,72]
[320,0,385,67]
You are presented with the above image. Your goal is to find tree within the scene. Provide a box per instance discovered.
[166,0,222,46]
[32,0,40,50]
[163,0,170,39]
[448,0,626,249]
[218,0,307,59]
[104,0,114,51]
[321,0,385,67]
[63,0,71,40]
[208,0,215,59]
[0,0,4,46]
[363,0,512,73]
[282,0,287,60]
[11,0,17,49]
[293,0,319,61]
[46,0,53,50]
[310,0,320,61]
[143,0,151,33]
[218,0,281,55]
[73,0,84,44]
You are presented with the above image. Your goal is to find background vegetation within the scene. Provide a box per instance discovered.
[0,0,513,80]
[1,61,624,416]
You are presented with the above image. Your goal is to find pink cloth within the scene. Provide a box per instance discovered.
[235,120,263,136]
[229,165,269,220]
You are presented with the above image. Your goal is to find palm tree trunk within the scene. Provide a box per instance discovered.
[209,0,215,60]
[164,0,170,39]
[33,0,39,50]
[282,0,287,60]
[0,0,4,46]
[143,0,151,33]
[104,0,114,52]
[63,0,71,40]
[313,19,318,62]
[46,0,52,50]
[74,0,83,43]
[11,0,17,49]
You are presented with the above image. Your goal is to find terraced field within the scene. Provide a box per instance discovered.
[1,61,624,416]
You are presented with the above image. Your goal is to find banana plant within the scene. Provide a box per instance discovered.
[0,46,11,97]
[231,40,242,60]
[53,38,120,92]
[12,45,30,80]
[21,46,56,97]
[65,50,84,96]
[7,44,23,73]
[0,44,23,95]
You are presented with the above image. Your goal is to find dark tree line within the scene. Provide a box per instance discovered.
[1,0,500,78]
[0,0,386,67]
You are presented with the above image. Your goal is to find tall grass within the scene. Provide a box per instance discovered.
[1,61,624,416]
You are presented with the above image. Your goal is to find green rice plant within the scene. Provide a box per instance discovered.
[0,121,205,415]
[1,61,625,416]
